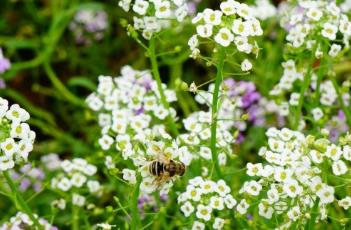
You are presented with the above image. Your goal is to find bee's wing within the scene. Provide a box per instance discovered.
[156,151,171,164]
[153,171,171,188]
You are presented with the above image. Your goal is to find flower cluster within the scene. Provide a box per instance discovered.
[11,163,45,192]
[280,0,351,57]
[0,212,57,230]
[192,79,283,144]
[0,97,35,171]
[69,9,108,45]
[238,127,351,228]
[270,60,349,131]
[86,65,177,154]
[326,110,349,142]
[118,0,190,39]
[178,176,236,230]
[188,0,263,59]
[51,158,102,207]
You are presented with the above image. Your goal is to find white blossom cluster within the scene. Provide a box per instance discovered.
[238,127,351,228]
[179,110,233,166]
[188,0,263,59]
[178,176,237,230]
[280,0,351,57]
[118,0,190,39]
[69,9,108,44]
[0,97,35,171]
[269,60,349,124]
[86,65,177,155]
[51,158,102,207]
[0,212,56,230]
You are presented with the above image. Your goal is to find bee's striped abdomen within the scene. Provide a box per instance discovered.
[150,161,165,176]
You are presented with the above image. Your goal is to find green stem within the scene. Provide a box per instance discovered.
[148,37,179,136]
[71,204,79,230]
[43,62,85,107]
[331,78,351,127]
[210,47,225,178]
[169,63,192,116]
[130,176,141,230]
[3,171,43,229]
[293,64,313,130]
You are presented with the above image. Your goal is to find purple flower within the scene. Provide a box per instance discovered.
[20,178,31,191]
[135,107,145,115]
[0,48,11,74]
[0,78,6,89]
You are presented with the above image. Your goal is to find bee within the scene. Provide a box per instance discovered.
[148,154,186,187]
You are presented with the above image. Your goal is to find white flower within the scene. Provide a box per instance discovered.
[321,23,338,40]
[258,201,273,219]
[289,93,300,106]
[52,198,66,210]
[343,145,351,161]
[140,177,157,194]
[98,135,114,150]
[1,138,18,158]
[209,196,224,210]
[274,167,292,182]
[199,146,212,160]
[196,24,213,38]
[6,104,30,122]
[203,9,222,25]
[196,204,212,221]
[0,156,14,171]
[72,193,86,207]
[306,8,323,21]
[180,201,194,217]
[57,177,72,191]
[241,59,252,71]
[213,217,225,230]
[246,163,263,176]
[192,221,205,230]
[214,28,234,47]
[0,97,9,118]
[122,169,137,184]
[224,194,237,209]
[96,223,116,230]
[155,1,172,18]
[87,180,101,193]
[311,108,323,121]
[200,180,216,194]
[71,173,87,188]
[132,0,149,15]
[328,44,342,57]
[220,1,236,15]
[317,185,334,204]
[287,206,300,221]
[237,3,253,19]
[236,199,249,214]
[338,196,351,210]
[215,180,230,196]
[283,180,303,198]
[332,160,347,175]
[218,153,227,166]
[243,180,262,196]
[232,19,249,36]
[325,144,343,161]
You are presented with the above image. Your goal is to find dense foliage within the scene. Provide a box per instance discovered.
[1,0,351,229]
